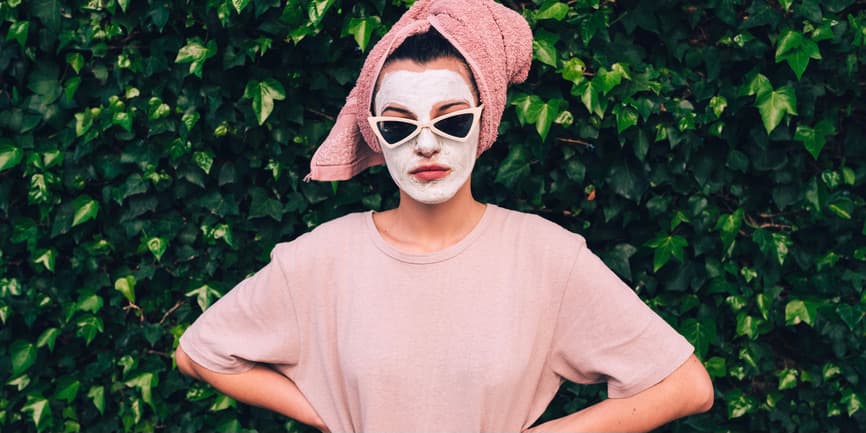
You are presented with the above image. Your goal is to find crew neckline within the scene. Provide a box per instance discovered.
[364,203,498,264]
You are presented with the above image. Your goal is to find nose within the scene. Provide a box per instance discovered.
[413,127,441,157]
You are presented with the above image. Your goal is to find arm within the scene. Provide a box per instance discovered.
[175,345,329,433]
[526,354,713,433]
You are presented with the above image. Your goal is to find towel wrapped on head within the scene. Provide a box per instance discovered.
[307,0,533,181]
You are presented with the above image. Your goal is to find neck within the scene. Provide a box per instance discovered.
[375,181,486,253]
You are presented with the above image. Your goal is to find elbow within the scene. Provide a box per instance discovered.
[690,359,715,414]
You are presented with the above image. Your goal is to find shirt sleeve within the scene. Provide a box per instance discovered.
[548,240,694,398]
[179,244,301,373]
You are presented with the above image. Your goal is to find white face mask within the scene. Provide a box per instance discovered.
[374,69,478,205]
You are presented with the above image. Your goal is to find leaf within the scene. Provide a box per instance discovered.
[33,249,56,272]
[536,2,569,21]
[709,95,727,118]
[785,299,818,326]
[231,0,249,13]
[755,85,797,134]
[243,79,286,125]
[53,378,81,403]
[600,243,637,281]
[193,150,214,174]
[777,368,798,390]
[559,57,586,84]
[775,30,822,80]
[646,234,688,272]
[87,386,105,415]
[606,159,647,202]
[596,63,630,94]
[307,0,335,26]
[575,80,603,118]
[736,313,760,339]
[125,372,158,410]
[532,30,559,67]
[36,328,60,351]
[185,284,222,312]
[117,0,129,12]
[842,391,863,416]
[6,20,29,49]
[795,119,836,159]
[75,315,104,345]
[147,236,167,261]
[494,145,530,188]
[175,39,218,78]
[0,140,23,171]
[744,73,772,97]
[346,17,379,52]
[11,340,37,376]
[613,103,638,133]
[114,276,137,303]
[21,396,51,430]
[71,195,99,227]
[534,98,565,141]
[680,318,717,358]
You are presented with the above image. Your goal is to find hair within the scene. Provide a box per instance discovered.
[379,30,479,102]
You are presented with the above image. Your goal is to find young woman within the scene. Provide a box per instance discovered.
[175,1,714,431]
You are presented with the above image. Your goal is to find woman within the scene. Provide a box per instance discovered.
[175,1,714,431]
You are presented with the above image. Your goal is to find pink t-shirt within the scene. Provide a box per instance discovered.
[180,204,693,432]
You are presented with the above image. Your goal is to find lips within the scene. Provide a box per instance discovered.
[410,164,451,181]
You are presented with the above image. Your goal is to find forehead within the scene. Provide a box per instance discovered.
[375,58,476,107]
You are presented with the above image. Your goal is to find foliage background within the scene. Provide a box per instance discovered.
[2,0,866,431]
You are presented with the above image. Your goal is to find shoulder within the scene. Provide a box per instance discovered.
[271,212,368,260]
[490,205,587,250]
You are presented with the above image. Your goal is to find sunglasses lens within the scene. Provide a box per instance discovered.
[434,113,475,138]
[376,121,417,145]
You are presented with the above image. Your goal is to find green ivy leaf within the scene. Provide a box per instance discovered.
[186,284,223,312]
[114,275,136,303]
[532,29,559,67]
[494,145,530,188]
[33,249,56,272]
[744,73,772,97]
[536,2,569,21]
[785,299,818,326]
[704,356,727,379]
[752,228,792,266]
[117,0,129,12]
[87,386,105,415]
[6,20,29,49]
[345,17,379,52]
[559,57,586,85]
[575,80,603,118]
[193,150,214,174]
[36,327,60,351]
[125,372,158,410]
[231,0,249,14]
[0,140,24,171]
[534,98,565,141]
[775,30,822,80]
[715,209,743,255]
[795,119,836,159]
[736,313,760,339]
[777,368,798,390]
[842,391,863,416]
[75,315,104,345]
[613,103,638,133]
[147,236,167,261]
[11,340,37,376]
[596,63,630,94]
[53,378,81,403]
[243,79,286,125]
[21,396,51,430]
[307,0,335,26]
[726,389,756,418]
[709,95,727,118]
[755,85,797,134]
[645,234,688,271]
[71,195,99,227]
[175,38,218,78]
[680,318,717,358]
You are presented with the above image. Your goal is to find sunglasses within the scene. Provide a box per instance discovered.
[368,105,484,149]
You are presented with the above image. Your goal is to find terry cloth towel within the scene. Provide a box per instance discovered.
[307,0,533,181]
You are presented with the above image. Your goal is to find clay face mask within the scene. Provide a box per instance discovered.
[373,68,479,205]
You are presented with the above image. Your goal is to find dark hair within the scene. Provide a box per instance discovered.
[385,29,468,66]
[380,30,479,102]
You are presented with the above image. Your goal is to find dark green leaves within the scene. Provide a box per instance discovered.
[755,85,797,134]
[795,119,836,159]
[243,79,286,125]
[0,140,23,171]
[175,39,218,78]
[775,30,822,80]
[645,234,688,272]
[510,94,567,141]
[11,340,37,376]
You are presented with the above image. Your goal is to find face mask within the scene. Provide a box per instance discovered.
[373,69,480,205]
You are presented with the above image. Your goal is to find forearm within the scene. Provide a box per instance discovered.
[528,355,713,433]
[175,346,327,432]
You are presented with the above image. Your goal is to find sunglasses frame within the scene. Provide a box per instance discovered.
[368,105,485,149]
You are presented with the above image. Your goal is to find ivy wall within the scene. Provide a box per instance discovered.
[1,0,866,431]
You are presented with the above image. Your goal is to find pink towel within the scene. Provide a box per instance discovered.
[307,0,533,181]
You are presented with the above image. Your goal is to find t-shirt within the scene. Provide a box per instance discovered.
[180,204,694,432]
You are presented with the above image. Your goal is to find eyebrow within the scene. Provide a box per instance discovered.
[382,106,414,116]
[437,101,470,111]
